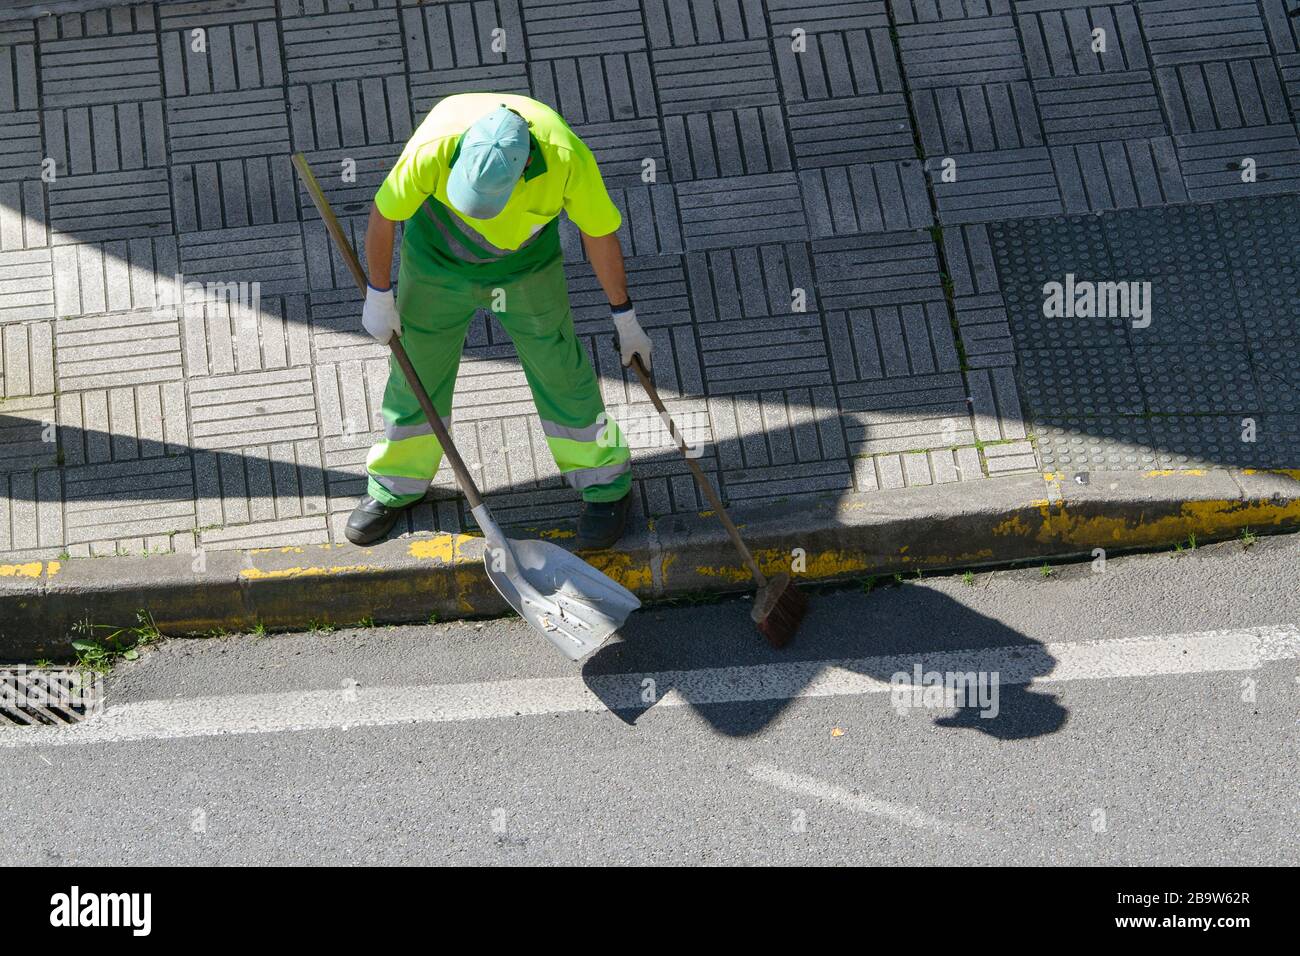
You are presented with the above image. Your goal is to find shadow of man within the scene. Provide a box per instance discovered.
[581,581,1068,741]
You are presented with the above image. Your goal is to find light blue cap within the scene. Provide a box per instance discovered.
[446,106,531,220]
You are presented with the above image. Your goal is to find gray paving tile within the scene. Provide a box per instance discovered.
[279,0,404,83]
[698,314,831,393]
[1054,132,1189,211]
[787,95,914,167]
[51,236,179,318]
[37,9,161,107]
[530,51,658,123]
[44,102,167,174]
[48,168,173,245]
[652,39,778,113]
[172,155,301,233]
[645,0,767,46]
[522,0,646,59]
[774,27,902,101]
[2,248,54,325]
[892,1,1013,26]
[914,82,1042,154]
[1139,0,1271,66]
[0,321,54,398]
[187,366,319,450]
[1156,58,1291,133]
[1033,72,1167,145]
[0,110,42,183]
[0,465,59,554]
[55,309,183,391]
[932,147,1064,223]
[0,181,45,252]
[826,302,959,381]
[1019,2,1150,77]
[942,223,1000,296]
[802,161,931,235]
[1132,271,1244,343]
[0,395,57,474]
[813,230,945,311]
[664,106,791,180]
[160,7,282,95]
[57,381,188,466]
[1136,342,1259,413]
[288,77,412,152]
[1173,125,1300,199]
[178,223,309,295]
[685,242,816,322]
[1002,278,1131,349]
[677,172,806,249]
[0,29,38,113]
[955,293,1017,368]
[896,14,1025,89]
[166,88,291,165]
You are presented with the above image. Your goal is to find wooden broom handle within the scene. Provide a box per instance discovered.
[625,352,766,587]
[291,154,483,510]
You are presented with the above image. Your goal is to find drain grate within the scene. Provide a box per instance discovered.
[0,666,104,727]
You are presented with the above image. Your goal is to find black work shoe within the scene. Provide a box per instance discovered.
[345,495,411,546]
[575,492,632,550]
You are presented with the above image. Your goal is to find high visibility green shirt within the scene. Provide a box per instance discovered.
[374,93,621,280]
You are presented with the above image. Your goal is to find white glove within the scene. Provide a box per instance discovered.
[612,305,651,369]
[362,284,401,344]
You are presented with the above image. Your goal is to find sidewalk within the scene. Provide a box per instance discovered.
[1,0,1298,652]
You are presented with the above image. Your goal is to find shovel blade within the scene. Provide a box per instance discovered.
[472,505,640,661]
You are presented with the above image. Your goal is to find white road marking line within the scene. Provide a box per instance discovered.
[2,624,1295,749]
[747,763,980,838]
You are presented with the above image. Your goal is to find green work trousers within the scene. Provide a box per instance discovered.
[365,254,631,508]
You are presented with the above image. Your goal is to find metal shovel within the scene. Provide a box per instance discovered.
[292,154,640,661]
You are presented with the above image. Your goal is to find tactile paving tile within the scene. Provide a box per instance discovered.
[1147,415,1261,468]
[1126,270,1244,344]
[1102,203,1227,274]
[1216,194,1300,270]
[1251,338,1300,413]
[1232,270,1300,343]
[1034,414,1159,471]
[1018,346,1146,415]
[1135,343,1259,413]
[989,213,1113,278]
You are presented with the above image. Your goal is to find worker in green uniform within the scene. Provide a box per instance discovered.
[346,93,651,549]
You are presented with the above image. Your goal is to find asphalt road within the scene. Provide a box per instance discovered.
[2,535,1297,866]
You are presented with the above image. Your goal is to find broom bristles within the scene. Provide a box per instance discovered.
[755,579,807,648]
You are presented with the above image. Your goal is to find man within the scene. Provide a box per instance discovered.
[346,92,652,550]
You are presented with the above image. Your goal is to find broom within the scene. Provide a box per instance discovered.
[622,349,807,647]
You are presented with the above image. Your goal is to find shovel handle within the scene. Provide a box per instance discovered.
[292,153,483,511]
[622,346,766,587]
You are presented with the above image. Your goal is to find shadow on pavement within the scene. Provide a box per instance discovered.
[581,583,1068,742]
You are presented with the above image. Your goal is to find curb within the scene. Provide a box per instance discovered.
[2,469,1297,660]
